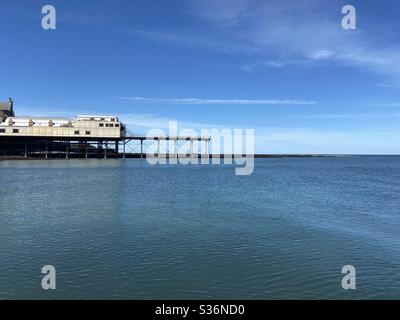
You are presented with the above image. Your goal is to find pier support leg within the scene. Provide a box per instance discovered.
[123,141,126,159]
[140,139,143,159]
[174,139,177,159]
[190,140,194,158]
[200,140,208,164]
[157,140,160,157]
[104,142,107,159]
[45,144,48,159]
[85,143,88,159]
[24,144,28,158]
[66,147,69,159]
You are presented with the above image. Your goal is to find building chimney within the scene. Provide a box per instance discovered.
[8,97,14,116]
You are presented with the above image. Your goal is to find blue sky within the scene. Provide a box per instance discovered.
[1,0,400,154]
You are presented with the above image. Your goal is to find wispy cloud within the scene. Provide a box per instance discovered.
[293,112,400,119]
[377,102,400,107]
[293,113,372,119]
[118,28,261,55]
[117,96,317,105]
[186,0,400,83]
[375,83,400,90]
[15,6,260,56]
[254,127,400,154]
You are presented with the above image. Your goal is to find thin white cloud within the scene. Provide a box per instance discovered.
[186,0,400,83]
[293,113,371,119]
[239,58,318,71]
[186,0,250,28]
[375,83,400,90]
[293,112,400,119]
[117,96,317,105]
[378,102,400,107]
[19,7,260,56]
[119,28,261,55]
[309,49,335,60]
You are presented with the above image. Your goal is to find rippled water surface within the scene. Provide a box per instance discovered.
[1,157,400,299]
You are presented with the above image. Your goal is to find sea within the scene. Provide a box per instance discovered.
[0,156,399,299]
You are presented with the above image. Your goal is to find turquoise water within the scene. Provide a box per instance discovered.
[0,157,400,299]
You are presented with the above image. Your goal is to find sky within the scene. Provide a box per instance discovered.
[1,0,400,154]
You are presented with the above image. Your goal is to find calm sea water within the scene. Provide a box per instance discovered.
[0,156,399,299]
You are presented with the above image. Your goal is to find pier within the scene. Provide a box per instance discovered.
[0,100,211,159]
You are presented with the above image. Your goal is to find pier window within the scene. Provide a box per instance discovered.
[99,123,104,127]
[13,129,19,133]
[115,124,120,127]
[85,131,91,135]
[74,130,80,135]
[0,129,5,133]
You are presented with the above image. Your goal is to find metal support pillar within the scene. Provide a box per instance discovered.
[174,139,177,159]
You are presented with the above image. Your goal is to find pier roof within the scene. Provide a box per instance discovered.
[0,101,12,112]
